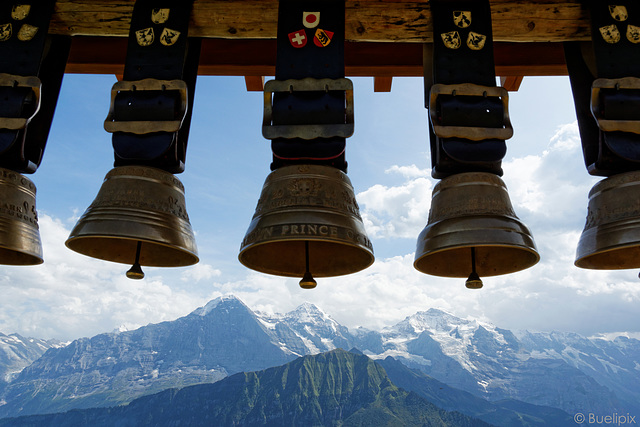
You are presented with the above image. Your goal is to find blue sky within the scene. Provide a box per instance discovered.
[1,73,639,342]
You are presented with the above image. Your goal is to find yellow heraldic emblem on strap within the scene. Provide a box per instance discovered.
[453,11,471,28]
[160,28,180,46]
[609,5,629,21]
[314,28,333,47]
[441,31,461,49]
[136,27,155,46]
[600,24,621,43]
[628,24,640,43]
[0,23,12,42]
[11,5,31,21]
[467,31,486,50]
[17,24,37,41]
[151,8,170,24]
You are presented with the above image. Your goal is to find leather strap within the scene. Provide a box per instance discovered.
[270,0,347,172]
[565,1,640,177]
[0,1,67,174]
[427,0,506,179]
[110,0,198,174]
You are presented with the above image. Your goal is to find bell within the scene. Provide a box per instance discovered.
[575,171,640,269]
[0,168,43,265]
[414,172,539,280]
[65,166,198,277]
[239,164,374,282]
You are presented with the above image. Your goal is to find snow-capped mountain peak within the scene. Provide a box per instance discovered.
[391,308,475,336]
[285,302,331,324]
[191,295,244,317]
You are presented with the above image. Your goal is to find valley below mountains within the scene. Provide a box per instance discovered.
[0,295,638,425]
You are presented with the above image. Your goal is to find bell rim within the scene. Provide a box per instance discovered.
[415,216,538,252]
[65,235,199,267]
[574,242,640,270]
[0,245,43,265]
[414,243,540,277]
[238,238,375,278]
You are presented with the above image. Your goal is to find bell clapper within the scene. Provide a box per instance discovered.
[299,241,317,289]
[465,247,483,289]
[126,241,145,280]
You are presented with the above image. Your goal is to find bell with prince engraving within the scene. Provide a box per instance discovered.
[0,168,43,265]
[239,164,374,285]
[66,166,198,278]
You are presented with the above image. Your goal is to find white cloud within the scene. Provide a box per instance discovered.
[385,164,431,179]
[0,215,205,340]
[181,263,222,282]
[357,165,433,239]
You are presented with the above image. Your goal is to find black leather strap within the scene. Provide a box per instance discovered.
[270,0,347,172]
[0,1,67,174]
[111,0,198,174]
[565,0,640,177]
[427,0,506,179]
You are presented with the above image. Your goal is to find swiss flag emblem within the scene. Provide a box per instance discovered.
[288,30,307,48]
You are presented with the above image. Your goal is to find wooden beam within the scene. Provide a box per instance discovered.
[51,0,590,43]
[65,37,569,78]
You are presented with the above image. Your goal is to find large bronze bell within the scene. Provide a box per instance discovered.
[65,166,198,278]
[575,171,640,270]
[0,167,43,265]
[239,164,374,286]
[414,172,539,284]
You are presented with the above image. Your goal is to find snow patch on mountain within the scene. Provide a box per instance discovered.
[367,349,432,367]
[385,308,514,374]
[256,317,278,330]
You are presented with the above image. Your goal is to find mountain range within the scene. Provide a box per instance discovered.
[0,295,637,424]
[0,333,61,391]
[0,349,491,427]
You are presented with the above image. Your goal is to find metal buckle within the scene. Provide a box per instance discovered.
[429,83,513,141]
[591,77,640,134]
[262,77,354,140]
[0,73,42,131]
[104,78,188,134]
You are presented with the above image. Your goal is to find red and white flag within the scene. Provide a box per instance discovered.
[303,12,320,28]
[288,30,307,48]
